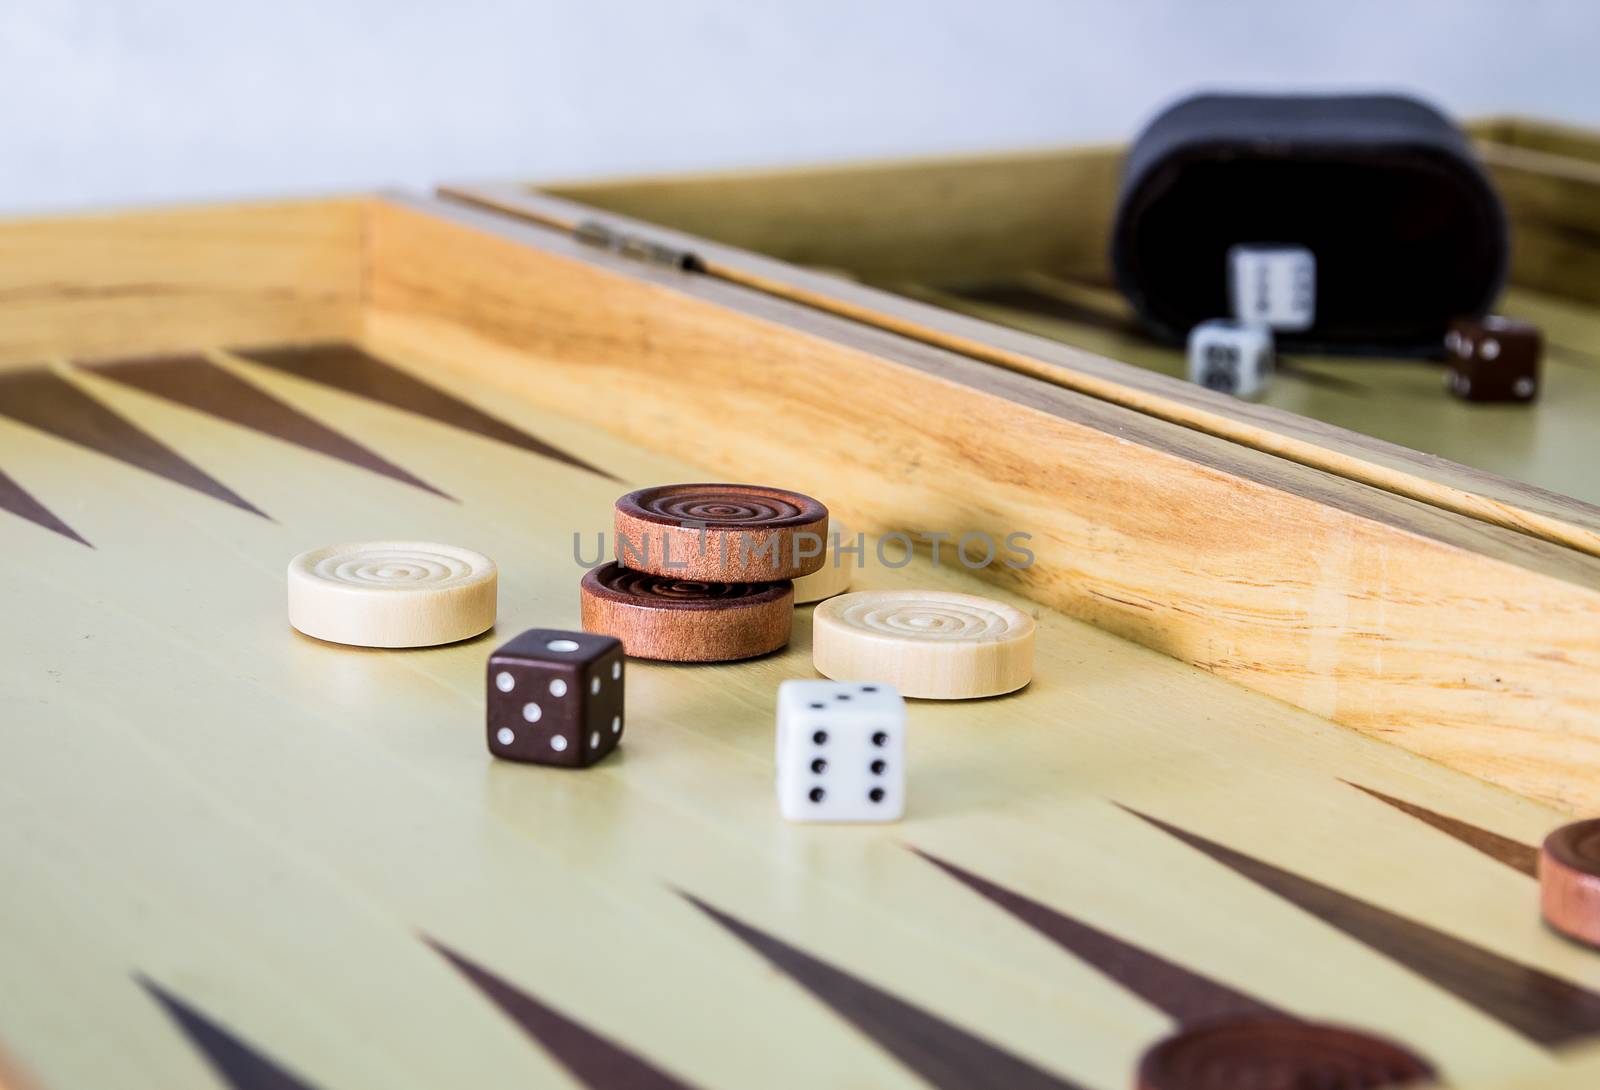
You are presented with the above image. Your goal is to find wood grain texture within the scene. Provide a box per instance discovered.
[368,195,1600,812]
[613,483,827,581]
[812,590,1035,699]
[445,163,1600,564]
[0,200,362,368]
[1540,821,1600,949]
[286,541,498,648]
[579,561,793,662]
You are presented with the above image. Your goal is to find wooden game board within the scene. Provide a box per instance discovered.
[2,187,1600,1090]
[446,116,1600,815]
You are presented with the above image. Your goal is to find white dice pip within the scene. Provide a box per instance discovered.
[777,679,905,823]
[1187,319,1274,398]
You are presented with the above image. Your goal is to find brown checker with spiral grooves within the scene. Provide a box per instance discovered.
[613,483,828,581]
[1541,819,1600,947]
[1135,1017,1435,1090]
[579,561,794,662]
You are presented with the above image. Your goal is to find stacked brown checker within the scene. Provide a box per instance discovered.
[1540,819,1600,948]
[580,484,828,661]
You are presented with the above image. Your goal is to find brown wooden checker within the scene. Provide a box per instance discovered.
[613,482,827,581]
[1541,819,1600,947]
[1135,1017,1437,1090]
[579,560,794,661]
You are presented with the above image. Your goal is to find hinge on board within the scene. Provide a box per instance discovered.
[574,219,704,273]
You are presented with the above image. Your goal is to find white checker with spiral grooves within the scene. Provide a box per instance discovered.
[287,541,497,648]
[812,590,1035,699]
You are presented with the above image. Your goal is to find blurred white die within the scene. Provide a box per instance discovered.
[1187,319,1274,398]
[1228,243,1315,332]
[777,679,904,823]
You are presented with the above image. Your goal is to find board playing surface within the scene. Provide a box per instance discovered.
[3,340,1600,1090]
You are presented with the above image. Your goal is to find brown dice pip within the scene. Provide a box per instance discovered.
[1446,316,1541,403]
[487,628,624,767]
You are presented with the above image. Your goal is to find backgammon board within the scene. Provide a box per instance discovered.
[2,169,1600,1090]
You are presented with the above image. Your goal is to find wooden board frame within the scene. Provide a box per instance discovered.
[0,199,365,367]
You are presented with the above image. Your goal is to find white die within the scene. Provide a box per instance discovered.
[776,679,905,823]
[1227,243,1316,332]
[1187,319,1274,398]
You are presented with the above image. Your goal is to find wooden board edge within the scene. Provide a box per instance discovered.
[441,182,1600,564]
[367,192,1600,813]
[0,196,370,370]
[1477,115,1600,163]
[1476,138,1600,305]
[499,144,1125,285]
[517,139,1127,196]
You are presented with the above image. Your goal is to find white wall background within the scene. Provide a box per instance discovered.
[3,0,1598,213]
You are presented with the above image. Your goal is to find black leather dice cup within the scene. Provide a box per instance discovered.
[1111,93,1507,355]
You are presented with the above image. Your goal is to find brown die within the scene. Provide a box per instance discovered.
[487,628,625,767]
[1446,316,1542,403]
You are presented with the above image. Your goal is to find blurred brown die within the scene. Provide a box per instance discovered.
[1445,316,1541,403]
